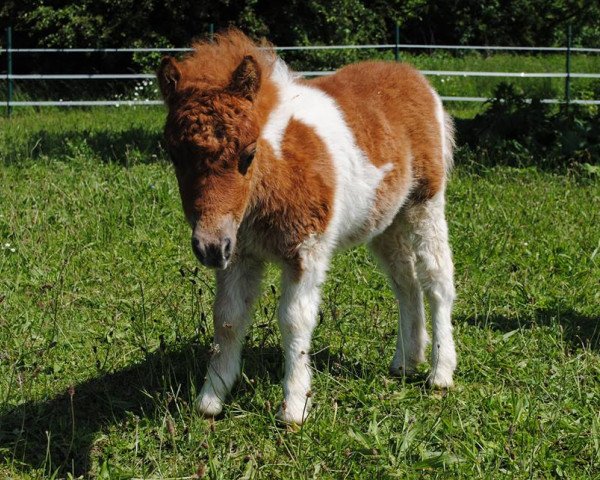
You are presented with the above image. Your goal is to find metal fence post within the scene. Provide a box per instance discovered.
[565,24,572,111]
[6,26,12,118]
[394,23,400,61]
[209,23,214,42]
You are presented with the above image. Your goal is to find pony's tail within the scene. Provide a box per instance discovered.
[443,111,456,174]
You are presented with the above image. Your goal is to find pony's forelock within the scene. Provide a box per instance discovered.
[179,28,277,91]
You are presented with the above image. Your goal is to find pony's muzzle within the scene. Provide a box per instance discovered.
[191,217,237,269]
[191,235,233,269]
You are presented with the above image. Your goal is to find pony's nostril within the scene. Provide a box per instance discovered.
[191,236,203,258]
[223,237,232,260]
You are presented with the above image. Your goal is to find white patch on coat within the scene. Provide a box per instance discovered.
[262,59,393,249]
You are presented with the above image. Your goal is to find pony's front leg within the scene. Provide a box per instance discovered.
[277,259,327,425]
[196,257,264,417]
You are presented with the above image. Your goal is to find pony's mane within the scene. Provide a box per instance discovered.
[181,29,278,90]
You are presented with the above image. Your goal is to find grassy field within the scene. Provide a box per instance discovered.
[0,110,599,479]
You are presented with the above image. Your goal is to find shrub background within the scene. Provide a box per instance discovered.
[2,1,600,49]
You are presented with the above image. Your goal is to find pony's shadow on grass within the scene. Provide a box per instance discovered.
[462,305,600,352]
[5,128,166,166]
[0,342,207,476]
[0,340,359,477]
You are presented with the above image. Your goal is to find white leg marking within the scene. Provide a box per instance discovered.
[408,194,457,388]
[370,218,428,377]
[195,257,264,416]
[276,256,328,425]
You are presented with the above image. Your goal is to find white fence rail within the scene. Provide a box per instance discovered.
[3,71,600,80]
[10,98,600,107]
[3,42,600,110]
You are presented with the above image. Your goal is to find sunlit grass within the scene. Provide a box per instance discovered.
[0,112,598,478]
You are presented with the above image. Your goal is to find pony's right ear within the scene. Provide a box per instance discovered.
[229,55,261,101]
[157,56,181,100]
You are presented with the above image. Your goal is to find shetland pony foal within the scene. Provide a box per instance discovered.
[158,31,457,424]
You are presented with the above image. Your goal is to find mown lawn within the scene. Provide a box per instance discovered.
[0,110,599,479]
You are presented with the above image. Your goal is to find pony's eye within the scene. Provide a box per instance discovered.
[214,124,226,140]
[239,143,256,175]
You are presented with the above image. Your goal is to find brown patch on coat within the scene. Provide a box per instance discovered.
[244,119,334,275]
[310,61,448,220]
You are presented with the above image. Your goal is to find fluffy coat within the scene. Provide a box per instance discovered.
[158,30,457,424]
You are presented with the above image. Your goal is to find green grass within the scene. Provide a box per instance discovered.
[0,107,165,166]
[0,111,599,479]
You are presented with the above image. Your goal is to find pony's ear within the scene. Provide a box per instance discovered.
[229,55,261,101]
[157,56,181,100]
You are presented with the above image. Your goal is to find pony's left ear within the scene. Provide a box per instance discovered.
[229,55,261,101]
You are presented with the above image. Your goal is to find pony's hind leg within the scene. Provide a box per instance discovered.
[407,193,457,388]
[370,216,429,376]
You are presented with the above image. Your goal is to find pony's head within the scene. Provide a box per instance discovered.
[158,34,269,269]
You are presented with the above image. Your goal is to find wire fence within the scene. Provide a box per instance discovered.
[5,44,600,53]
[3,26,600,114]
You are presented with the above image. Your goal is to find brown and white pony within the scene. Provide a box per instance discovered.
[158,30,456,425]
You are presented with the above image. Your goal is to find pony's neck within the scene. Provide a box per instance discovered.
[252,59,289,130]
[246,66,335,243]
[250,60,296,204]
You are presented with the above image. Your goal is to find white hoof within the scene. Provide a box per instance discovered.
[428,369,454,389]
[276,397,312,425]
[195,392,224,417]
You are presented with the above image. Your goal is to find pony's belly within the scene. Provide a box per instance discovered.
[329,169,410,250]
